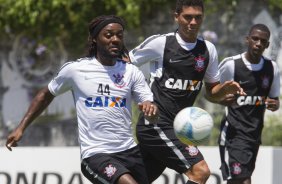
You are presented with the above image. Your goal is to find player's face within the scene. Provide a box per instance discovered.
[246,29,270,61]
[175,6,204,42]
[95,23,124,59]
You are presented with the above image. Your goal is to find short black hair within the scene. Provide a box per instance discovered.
[175,0,204,14]
[249,24,270,37]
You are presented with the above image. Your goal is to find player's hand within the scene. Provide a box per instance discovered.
[222,81,246,96]
[138,101,158,123]
[6,128,23,151]
[265,98,280,111]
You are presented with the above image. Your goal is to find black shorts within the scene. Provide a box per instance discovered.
[81,146,149,184]
[219,137,259,181]
[136,114,204,182]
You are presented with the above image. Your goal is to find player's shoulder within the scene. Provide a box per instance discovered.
[271,60,279,68]
[262,56,278,67]
[147,32,173,40]
[202,38,213,46]
[201,38,217,51]
[139,33,172,46]
[219,54,240,68]
[59,57,92,71]
[223,54,240,64]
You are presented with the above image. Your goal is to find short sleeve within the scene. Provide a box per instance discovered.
[203,40,220,83]
[130,65,153,103]
[129,34,166,67]
[48,62,73,96]
[269,61,280,98]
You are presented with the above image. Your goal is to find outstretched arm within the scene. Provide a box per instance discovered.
[6,87,55,151]
[204,81,246,105]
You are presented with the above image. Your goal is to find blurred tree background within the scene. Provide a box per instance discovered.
[0,0,281,146]
[1,0,282,57]
[0,0,175,58]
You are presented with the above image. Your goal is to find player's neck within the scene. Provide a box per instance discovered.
[178,32,197,43]
[96,55,116,66]
[245,52,261,64]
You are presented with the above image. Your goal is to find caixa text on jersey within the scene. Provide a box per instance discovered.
[165,78,202,91]
[85,96,126,107]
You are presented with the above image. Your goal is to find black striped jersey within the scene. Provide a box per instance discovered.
[129,32,220,123]
[219,53,280,143]
[48,57,153,159]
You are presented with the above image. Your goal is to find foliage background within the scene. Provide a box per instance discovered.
[1,0,282,56]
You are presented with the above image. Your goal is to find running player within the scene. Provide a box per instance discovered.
[129,0,245,183]
[218,24,280,184]
[5,15,157,184]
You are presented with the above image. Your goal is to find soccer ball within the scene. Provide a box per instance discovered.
[173,107,214,145]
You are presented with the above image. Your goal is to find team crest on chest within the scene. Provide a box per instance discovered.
[194,56,205,72]
[261,75,270,89]
[113,73,126,88]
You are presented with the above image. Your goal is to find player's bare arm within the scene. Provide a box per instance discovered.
[204,81,246,104]
[6,87,54,151]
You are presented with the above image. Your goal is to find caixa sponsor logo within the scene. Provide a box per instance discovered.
[237,96,265,106]
[0,172,88,184]
[85,96,126,107]
[165,78,202,91]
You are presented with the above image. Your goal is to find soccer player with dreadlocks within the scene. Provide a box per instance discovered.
[6,15,157,184]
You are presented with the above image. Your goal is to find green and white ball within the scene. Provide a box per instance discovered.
[173,107,214,145]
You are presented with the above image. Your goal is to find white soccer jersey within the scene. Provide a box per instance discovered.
[219,53,280,98]
[129,32,220,84]
[48,57,153,159]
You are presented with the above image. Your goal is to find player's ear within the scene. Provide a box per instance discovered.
[174,12,179,23]
[265,41,270,48]
[245,36,249,45]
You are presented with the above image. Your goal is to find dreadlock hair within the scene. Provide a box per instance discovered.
[86,15,128,58]
[175,0,204,14]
